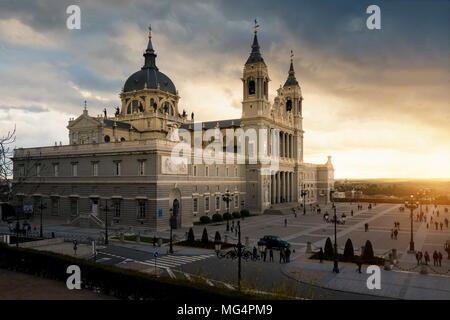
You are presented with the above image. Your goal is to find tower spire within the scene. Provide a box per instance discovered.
[245,19,265,65]
[143,24,158,70]
[284,50,298,87]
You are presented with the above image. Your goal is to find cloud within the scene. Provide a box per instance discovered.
[0,105,49,113]
[0,0,448,178]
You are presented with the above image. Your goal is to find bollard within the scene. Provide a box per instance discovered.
[119,232,124,242]
[136,233,141,243]
[306,241,312,253]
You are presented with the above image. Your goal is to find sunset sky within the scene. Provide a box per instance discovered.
[0,0,448,179]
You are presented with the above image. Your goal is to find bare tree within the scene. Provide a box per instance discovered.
[0,126,16,201]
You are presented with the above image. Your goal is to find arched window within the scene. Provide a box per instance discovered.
[299,100,302,114]
[286,99,292,112]
[127,104,131,114]
[150,98,156,111]
[264,80,268,97]
[104,135,110,142]
[248,80,255,95]
[120,137,125,142]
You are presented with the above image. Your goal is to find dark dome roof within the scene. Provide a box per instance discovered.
[123,29,176,95]
[123,68,176,94]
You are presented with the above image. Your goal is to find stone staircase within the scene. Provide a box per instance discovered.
[70,212,104,228]
[264,203,300,215]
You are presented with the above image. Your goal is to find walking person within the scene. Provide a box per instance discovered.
[390,229,394,240]
[440,222,443,231]
[269,248,274,262]
[252,246,257,261]
[286,247,291,263]
[415,252,420,265]
[279,248,285,263]
[263,248,267,262]
[418,251,423,265]
[284,218,287,227]
[319,247,324,263]
[424,251,430,265]
[394,229,398,240]
[433,251,438,266]
[438,251,443,267]
[445,218,449,228]
[435,221,438,230]
[356,255,362,273]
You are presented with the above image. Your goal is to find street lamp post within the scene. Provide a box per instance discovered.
[330,190,339,273]
[39,200,47,238]
[169,209,174,254]
[405,194,419,253]
[100,200,110,245]
[222,190,234,232]
[215,221,256,291]
[301,184,308,215]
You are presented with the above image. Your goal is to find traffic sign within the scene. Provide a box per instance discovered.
[153,251,158,258]
[158,208,162,218]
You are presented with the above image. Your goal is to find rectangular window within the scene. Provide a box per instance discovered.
[53,164,59,177]
[114,201,121,217]
[215,197,220,211]
[193,198,198,213]
[234,195,239,208]
[138,200,146,218]
[92,162,98,176]
[226,167,229,177]
[18,165,24,177]
[51,198,59,216]
[36,164,41,177]
[205,197,209,212]
[115,162,121,176]
[70,199,78,216]
[139,161,145,176]
[72,163,78,177]
[216,167,219,176]
[234,167,238,177]
[205,166,209,177]
[193,165,197,176]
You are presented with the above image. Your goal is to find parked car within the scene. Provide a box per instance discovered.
[260,235,290,249]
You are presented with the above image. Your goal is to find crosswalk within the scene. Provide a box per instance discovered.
[96,251,215,270]
[144,254,216,269]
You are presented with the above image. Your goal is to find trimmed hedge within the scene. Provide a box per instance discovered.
[187,227,195,243]
[343,239,354,262]
[199,216,211,224]
[0,243,251,301]
[324,237,334,259]
[223,212,232,220]
[201,228,209,244]
[362,240,374,260]
[240,209,250,217]
[212,213,223,222]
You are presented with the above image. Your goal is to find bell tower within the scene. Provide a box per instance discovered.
[241,22,270,119]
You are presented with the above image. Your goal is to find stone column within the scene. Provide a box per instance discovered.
[276,172,280,204]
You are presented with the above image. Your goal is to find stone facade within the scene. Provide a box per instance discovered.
[12,28,334,231]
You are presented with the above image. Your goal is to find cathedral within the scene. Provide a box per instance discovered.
[12,26,334,231]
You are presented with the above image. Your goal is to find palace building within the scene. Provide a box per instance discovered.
[12,27,334,231]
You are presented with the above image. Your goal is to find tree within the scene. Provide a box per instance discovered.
[0,126,15,202]
[201,227,209,244]
[324,237,334,259]
[343,239,354,261]
[362,240,374,261]
[187,227,195,243]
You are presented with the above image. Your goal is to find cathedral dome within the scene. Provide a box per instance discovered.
[123,69,176,94]
[123,27,176,95]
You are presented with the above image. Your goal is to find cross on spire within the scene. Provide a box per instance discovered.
[290,50,294,61]
[148,24,152,38]
[84,100,87,110]
[254,19,259,33]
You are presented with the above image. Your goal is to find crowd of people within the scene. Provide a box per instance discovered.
[256,246,292,264]
[415,250,443,267]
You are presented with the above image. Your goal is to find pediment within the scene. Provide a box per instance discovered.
[68,115,101,129]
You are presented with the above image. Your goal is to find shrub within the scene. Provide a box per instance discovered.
[240,209,250,217]
[212,213,223,222]
[232,211,241,219]
[324,237,334,259]
[187,227,195,243]
[343,239,354,262]
[362,240,374,261]
[201,227,209,244]
[222,212,231,220]
[199,216,211,224]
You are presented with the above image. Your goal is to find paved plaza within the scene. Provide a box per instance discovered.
[1,202,449,299]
